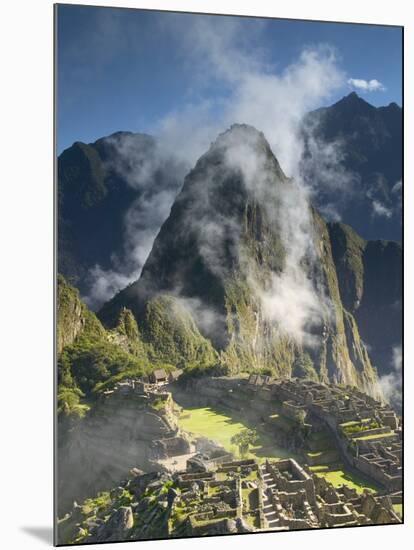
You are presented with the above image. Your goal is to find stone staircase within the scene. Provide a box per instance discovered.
[261,465,281,530]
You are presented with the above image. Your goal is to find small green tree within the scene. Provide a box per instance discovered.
[231,429,258,458]
[292,352,318,382]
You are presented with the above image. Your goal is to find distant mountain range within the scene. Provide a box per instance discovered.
[302,92,402,241]
[58,93,402,303]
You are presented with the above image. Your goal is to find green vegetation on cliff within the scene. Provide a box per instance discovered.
[57,274,105,354]
[57,276,150,419]
[106,307,149,362]
[58,337,149,396]
[292,353,319,381]
[57,278,220,419]
[141,295,218,369]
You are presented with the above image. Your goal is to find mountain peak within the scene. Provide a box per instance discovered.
[334,92,373,110]
[198,123,288,184]
[209,123,269,153]
[218,122,264,138]
[385,101,401,111]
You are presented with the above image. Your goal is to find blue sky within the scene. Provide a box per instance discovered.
[56,5,402,154]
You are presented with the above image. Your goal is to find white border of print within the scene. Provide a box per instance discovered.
[0,1,411,549]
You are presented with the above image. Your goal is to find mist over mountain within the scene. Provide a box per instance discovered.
[98,124,379,396]
[58,93,402,313]
[57,93,402,390]
[58,131,187,307]
[301,92,402,241]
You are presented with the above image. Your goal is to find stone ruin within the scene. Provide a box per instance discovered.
[178,375,402,493]
[168,456,400,537]
[104,379,194,462]
[272,379,402,492]
[59,371,403,543]
[59,453,401,545]
[171,458,266,536]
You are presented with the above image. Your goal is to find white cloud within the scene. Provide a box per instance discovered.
[258,269,328,348]
[347,78,385,92]
[83,20,348,311]
[83,133,188,309]
[317,203,342,222]
[379,345,402,409]
[85,265,133,309]
[156,17,345,177]
[372,199,392,218]
[392,180,402,194]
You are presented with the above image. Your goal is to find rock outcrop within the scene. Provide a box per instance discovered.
[57,274,105,354]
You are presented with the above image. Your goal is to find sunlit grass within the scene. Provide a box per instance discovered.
[315,467,380,494]
[178,406,381,494]
[178,406,296,463]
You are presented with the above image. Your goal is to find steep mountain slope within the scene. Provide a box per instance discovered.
[57,273,105,354]
[99,124,379,395]
[58,132,185,303]
[328,222,402,376]
[57,275,216,419]
[57,275,150,421]
[302,92,402,241]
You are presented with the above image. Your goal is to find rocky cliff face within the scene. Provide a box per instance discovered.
[99,125,379,395]
[328,222,402,376]
[57,274,105,354]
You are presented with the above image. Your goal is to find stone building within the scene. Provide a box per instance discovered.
[168,457,401,536]
[149,369,168,385]
[181,375,402,493]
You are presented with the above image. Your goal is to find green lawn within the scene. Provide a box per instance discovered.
[315,467,380,494]
[339,418,371,428]
[339,421,360,428]
[178,407,246,454]
[178,406,296,463]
